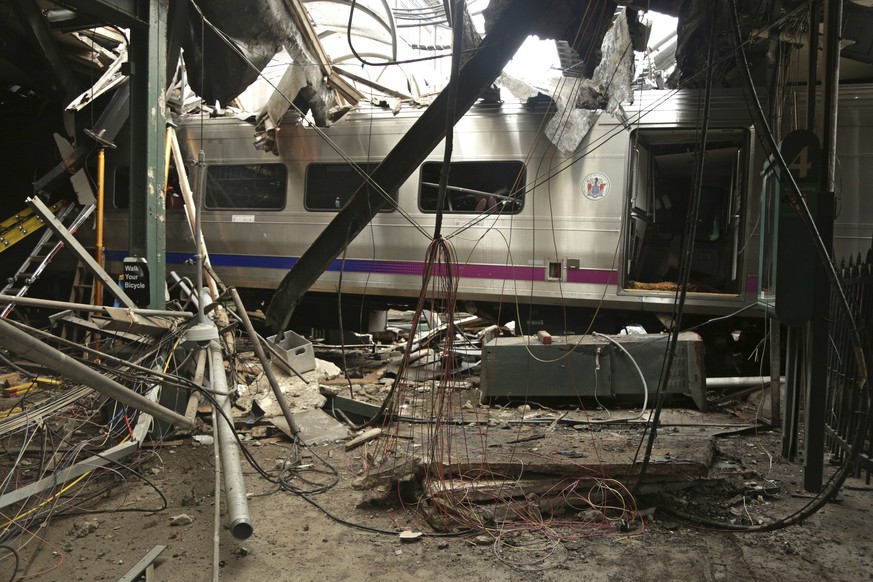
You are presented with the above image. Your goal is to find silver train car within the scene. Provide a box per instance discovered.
[102,86,873,340]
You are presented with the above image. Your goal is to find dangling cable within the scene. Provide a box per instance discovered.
[631,5,718,494]
[655,0,872,533]
[432,0,464,240]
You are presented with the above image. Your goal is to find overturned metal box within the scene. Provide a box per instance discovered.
[266,330,316,374]
[480,332,706,410]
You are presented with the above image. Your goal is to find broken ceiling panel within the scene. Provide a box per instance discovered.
[500,9,634,155]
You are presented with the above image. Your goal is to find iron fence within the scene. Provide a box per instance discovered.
[825,247,873,482]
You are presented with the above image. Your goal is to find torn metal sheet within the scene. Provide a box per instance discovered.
[52,134,95,205]
[65,46,128,112]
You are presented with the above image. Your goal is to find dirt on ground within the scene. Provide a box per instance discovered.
[3,332,872,582]
[11,392,873,582]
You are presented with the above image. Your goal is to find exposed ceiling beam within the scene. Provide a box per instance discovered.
[266,0,557,332]
[61,0,148,29]
[10,0,81,102]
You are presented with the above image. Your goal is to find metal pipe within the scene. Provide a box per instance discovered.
[212,406,222,582]
[706,376,785,388]
[94,148,105,306]
[769,322,782,425]
[228,287,301,437]
[0,317,193,429]
[806,0,819,131]
[207,336,253,540]
[195,150,206,323]
[0,293,192,318]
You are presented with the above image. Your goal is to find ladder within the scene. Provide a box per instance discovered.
[0,201,66,253]
[60,261,97,343]
[69,261,96,305]
[1,203,96,318]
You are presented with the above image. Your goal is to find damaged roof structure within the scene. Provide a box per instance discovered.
[1,0,873,580]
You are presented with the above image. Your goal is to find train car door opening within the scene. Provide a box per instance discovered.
[624,128,749,295]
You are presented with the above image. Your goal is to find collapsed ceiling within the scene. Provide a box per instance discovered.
[1,0,873,200]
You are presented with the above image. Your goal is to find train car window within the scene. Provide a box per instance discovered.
[304,162,397,212]
[624,128,748,295]
[204,164,286,210]
[113,164,186,213]
[419,161,525,214]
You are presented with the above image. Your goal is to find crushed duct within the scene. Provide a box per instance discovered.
[253,27,341,154]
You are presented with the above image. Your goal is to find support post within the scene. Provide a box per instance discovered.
[128,0,167,309]
[769,319,781,425]
[782,325,801,460]
[803,0,841,493]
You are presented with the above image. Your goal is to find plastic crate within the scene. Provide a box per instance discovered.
[266,330,316,373]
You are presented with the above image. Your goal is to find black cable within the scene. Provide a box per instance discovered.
[631,5,719,494]
[296,491,471,538]
[640,0,873,533]
[0,351,37,379]
[0,543,19,582]
[53,455,168,516]
[347,0,477,67]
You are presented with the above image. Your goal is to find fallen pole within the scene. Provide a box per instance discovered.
[706,376,785,388]
[228,287,302,437]
[265,0,557,332]
[0,317,193,429]
[0,293,192,318]
[207,336,253,540]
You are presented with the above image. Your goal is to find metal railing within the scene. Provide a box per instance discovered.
[825,245,873,482]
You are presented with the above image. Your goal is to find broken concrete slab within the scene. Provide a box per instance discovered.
[270,408,350,445]
[236,358,340,419]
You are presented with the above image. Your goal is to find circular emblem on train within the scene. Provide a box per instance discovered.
[582,172,609,200]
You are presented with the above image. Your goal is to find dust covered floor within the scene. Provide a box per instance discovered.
[13,424,873,582]
[4,331,872,581]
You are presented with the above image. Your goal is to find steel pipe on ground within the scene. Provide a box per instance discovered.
[207,338,253,540]
[706,376,785,388]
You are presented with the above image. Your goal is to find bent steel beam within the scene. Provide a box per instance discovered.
[0,317,194,429]
[266,0,555,332]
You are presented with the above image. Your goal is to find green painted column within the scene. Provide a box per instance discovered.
[128,0,167,309]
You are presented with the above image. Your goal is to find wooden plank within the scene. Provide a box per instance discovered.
[345,428,382,451]
[322,369,385,386]
[426,477,562,503]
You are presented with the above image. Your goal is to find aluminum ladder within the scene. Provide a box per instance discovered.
[1,203,96,318]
